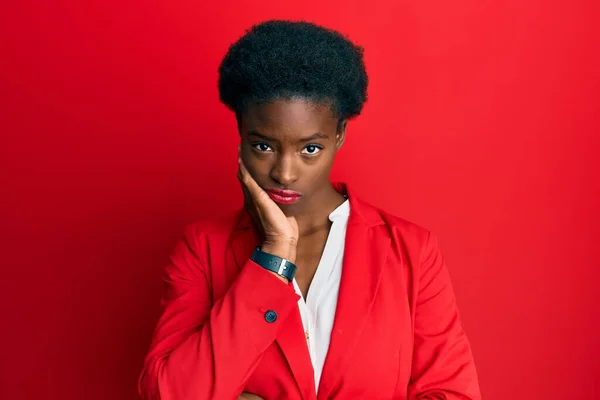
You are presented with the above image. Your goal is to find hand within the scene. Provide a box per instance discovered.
[237,146,299,264]
[238,393,265,400]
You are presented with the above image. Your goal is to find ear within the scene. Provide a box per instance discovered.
[335,119,348,150]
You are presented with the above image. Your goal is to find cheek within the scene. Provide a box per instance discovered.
[315,154,335,173]
[243,157,270,183]
[300,160,333,183]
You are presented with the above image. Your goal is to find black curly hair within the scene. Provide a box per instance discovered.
[218,20,368,131]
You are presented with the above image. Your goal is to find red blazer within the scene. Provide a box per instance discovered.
[139,183,481,400]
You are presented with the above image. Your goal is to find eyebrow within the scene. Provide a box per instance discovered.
[248,131,329,143]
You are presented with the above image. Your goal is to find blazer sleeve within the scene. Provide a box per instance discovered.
[138,224,300,400]
[407,231,482,400]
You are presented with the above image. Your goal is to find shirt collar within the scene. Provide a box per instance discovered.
[328,198,350,222]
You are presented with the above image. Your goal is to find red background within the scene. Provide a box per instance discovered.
[2,1,599,399]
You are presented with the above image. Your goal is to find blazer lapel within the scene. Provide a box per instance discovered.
[275,311,317,399]
[229,209,316,399]
[317,186,392,399]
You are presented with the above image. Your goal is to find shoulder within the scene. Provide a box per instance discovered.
[380,208,430,241]
[355,197,436,264]
[356,199,446,289]
[357,196,431,242]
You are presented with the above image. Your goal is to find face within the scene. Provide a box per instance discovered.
[239,98,346,216]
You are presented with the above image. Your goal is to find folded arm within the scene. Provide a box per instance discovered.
[138,224,299,400]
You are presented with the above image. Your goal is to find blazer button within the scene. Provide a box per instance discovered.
[264,310,278,323]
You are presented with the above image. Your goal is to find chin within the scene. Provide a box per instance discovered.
[276,200,304,216]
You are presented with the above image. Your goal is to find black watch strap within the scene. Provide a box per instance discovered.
[250,246,297,281]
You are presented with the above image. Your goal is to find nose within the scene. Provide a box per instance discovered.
[270,151,298,187]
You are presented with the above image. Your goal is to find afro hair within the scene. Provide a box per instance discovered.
[218,20,368,125]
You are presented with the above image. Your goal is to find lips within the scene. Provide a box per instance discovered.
[265,188,302,205]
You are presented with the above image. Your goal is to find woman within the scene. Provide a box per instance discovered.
[139,20,481,400]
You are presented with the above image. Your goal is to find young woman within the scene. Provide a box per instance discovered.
[139,20,481,400]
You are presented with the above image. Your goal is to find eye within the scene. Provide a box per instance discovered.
[251,142,273,152]
[301,144,323,155]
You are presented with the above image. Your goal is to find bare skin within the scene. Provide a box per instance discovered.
[237,98,347,398]
[238,98,347,296]
[238,393,265,400]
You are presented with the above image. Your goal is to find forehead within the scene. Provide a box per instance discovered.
[242,98,337,138]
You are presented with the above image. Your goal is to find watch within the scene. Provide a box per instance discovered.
[250,246,297,281]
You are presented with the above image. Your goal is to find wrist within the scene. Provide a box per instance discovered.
[261,242,296,264]
[251,245,297,283]
[267,270,289,283]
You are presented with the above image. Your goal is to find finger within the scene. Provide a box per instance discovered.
[237,158,264,220]
[238,157,269,206]
[238,164,255,209]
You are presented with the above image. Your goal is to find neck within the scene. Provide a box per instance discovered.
[295,183,346,237]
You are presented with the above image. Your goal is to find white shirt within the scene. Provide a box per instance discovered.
[291,198,350,393]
